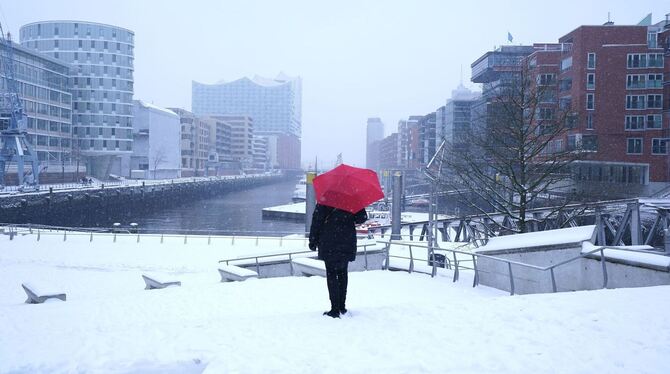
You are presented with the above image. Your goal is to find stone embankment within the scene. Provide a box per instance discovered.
[0,174,285,226]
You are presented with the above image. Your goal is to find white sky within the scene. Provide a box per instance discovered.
[1,0,667,168]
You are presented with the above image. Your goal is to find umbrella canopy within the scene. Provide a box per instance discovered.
[313,164,384,213]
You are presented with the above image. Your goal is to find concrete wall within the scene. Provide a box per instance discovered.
[476,244,670,295]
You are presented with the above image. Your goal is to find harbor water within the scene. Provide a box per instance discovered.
[112,178,305,236]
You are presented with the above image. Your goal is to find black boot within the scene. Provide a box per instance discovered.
[323,309,340,318]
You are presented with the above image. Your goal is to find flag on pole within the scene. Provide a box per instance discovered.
[507,32,513,43]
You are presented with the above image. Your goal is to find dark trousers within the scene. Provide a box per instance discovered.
[325,260,348,311]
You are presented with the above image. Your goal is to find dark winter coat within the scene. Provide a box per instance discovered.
[308,204,368,263]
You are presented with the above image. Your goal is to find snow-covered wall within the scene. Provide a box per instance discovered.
[475,228,670,294]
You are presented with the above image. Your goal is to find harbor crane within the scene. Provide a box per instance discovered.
[0,21,40,190]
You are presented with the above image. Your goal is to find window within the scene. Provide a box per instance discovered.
[586,93,594,110]
[111,128,116,136]
[54,26,59,36]
[626,95,645,109]
[625,115,645,130]
[98,127,103,135]
[627,54,647,68]
[648,32,658,48]
[582,135,597,151]
[652,139,668,154]
[627,138,643,154]
[78,40,83,48]
[647,94,662,109]
[648,53,663,68]
[647,114,662,129]
[537,74,555,85]
[648,74,663,88]
[587,53,596,69]
[538,108,554,120]
[628,53,664,68]
[104,41,108,49]
[54,40,59,48]
[559,78,572,92]
[626,75,646,89]
[91,40,95,49]
[586,113,594,129]
[561,56,572,71]
[586,73,595,89]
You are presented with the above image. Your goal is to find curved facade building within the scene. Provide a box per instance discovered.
[20,21,134,178]
[192,73,302,169]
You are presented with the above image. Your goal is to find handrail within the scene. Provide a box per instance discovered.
[218,242,380,270]
[379,239,613,295]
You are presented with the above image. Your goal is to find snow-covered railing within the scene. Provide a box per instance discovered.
[1,224,311,247]
[378,239,613,295]
[218,241,381,274]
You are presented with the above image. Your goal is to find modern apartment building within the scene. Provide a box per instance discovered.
[201,116,241,175]
[169,108,210,177]
[436,84,480,155]
[366,117,384,170]
[192,73,301,169]
[211,115,254,169]
[397,116,422,170]
[20,21,135,179]
[252,135,269,170]
[0,41,75,183]
[553,20,669,191]
[417,112,436,165]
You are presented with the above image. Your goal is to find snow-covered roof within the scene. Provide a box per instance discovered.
[196,73,300,88]
[581,242,670,270]
[475,225,596,252]
[135,100,179,118]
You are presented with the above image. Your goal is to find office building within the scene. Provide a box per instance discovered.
[0,41,75,183]
[169,108,210,177]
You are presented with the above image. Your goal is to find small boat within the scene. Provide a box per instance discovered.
[291,178,307,203]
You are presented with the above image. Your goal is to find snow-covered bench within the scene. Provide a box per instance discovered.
[291,258,326,277]
[21,283,67,304]
[142,274,181,290]
[218,265,259,282]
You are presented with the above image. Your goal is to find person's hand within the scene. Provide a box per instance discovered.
[309,242,316,251]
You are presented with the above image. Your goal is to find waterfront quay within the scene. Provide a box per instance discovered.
[0,173,287,226]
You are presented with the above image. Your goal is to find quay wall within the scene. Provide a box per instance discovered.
[0,175,286,226]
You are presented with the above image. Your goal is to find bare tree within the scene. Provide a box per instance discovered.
[428,64,582,233]
[151,148,166,180]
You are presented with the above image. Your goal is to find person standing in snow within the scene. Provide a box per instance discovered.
[309,203,368,318]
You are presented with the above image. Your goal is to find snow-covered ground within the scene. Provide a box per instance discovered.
[1,230,668,373]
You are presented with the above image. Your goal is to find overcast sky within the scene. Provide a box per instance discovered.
[1,0,667,168]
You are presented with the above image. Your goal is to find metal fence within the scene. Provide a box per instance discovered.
[378,239,613,295]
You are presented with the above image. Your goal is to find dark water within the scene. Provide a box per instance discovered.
[128,179,305,236]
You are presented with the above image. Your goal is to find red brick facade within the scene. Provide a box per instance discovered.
[553,25,669,183]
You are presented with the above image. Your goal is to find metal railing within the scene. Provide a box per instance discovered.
[218,242,381,274]
[379,239,613,295]
[0,172,283,195]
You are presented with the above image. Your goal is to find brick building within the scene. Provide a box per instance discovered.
[547,20,669,195]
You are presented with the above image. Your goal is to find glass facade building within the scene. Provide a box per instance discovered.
[0,41,72,168]
[192,73,301,137]
[20,21,135,178]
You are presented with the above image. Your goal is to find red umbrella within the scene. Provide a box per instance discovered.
[313,164,384,213]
